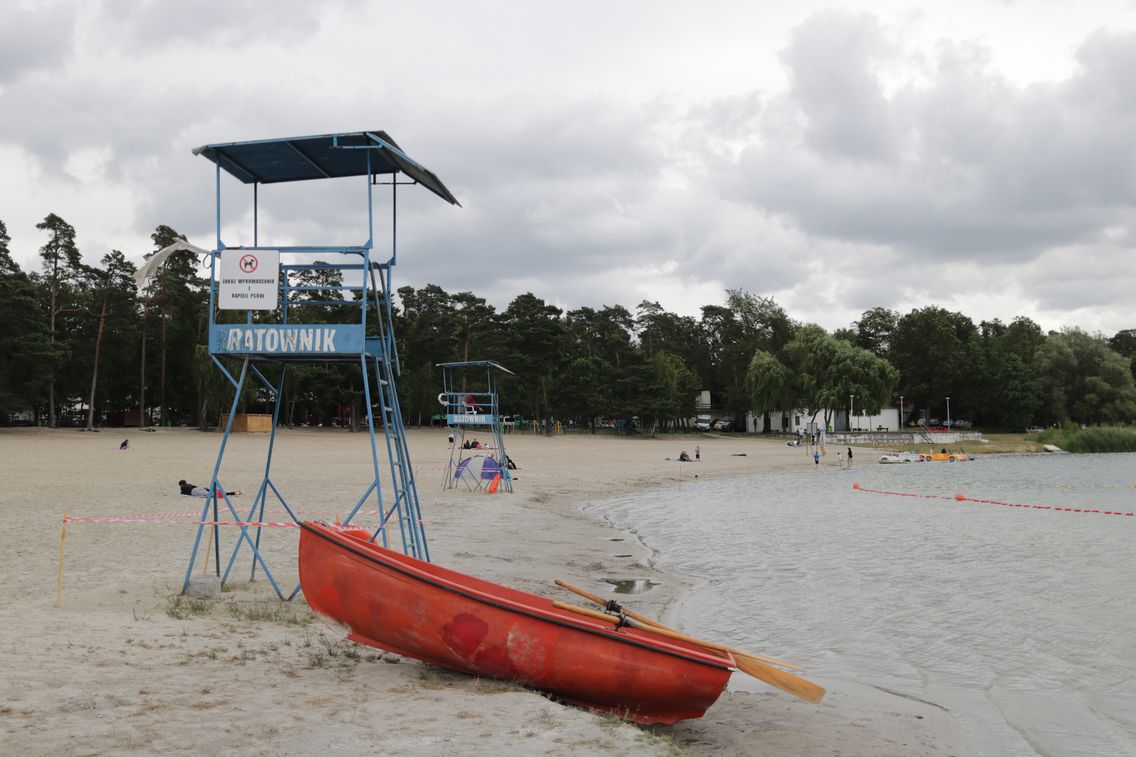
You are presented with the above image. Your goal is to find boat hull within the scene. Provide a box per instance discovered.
[879,452,924,463]
[926,453,971,462]
[298,522,733,724]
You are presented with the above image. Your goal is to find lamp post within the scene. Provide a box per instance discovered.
[946,396,951,429]
[899,394,904,430]
[850,394,855,433]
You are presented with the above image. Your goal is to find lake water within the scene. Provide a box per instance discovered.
[587,453,1136,756]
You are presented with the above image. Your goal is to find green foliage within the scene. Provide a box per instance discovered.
[4,210,1136,434]
[854,307,898,357]
[746,349,794,414]
[701,290,793,420]
[553,356,613,424]
[34,213,86,426]
[781,325,898,427]
[1035,329,1136,425]
[0,221,55,417]
[645,351,700,429]
[147,225,207,425]
[1108,329,1136,358]
[496,292,565,421]
[888,306,977,421]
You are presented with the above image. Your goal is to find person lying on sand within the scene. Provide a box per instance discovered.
[178,480,240,497]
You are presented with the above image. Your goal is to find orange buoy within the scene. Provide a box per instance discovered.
[488,474,501,494]
[955,493,967,501]
[852,482,861,490]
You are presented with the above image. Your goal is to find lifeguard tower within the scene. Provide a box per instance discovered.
[439,361,514,493]
[181,131,458,598]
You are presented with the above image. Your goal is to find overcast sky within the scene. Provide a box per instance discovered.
[3,0,1136,336]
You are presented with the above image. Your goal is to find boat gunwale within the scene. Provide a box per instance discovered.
[300,521,735,671]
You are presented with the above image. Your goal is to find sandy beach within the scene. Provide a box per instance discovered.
[0,427,966,755]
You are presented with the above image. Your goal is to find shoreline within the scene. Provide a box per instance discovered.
[0,427,968,755]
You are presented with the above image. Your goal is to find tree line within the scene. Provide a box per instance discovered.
[3,214,1136,432]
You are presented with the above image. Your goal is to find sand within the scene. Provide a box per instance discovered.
[0,427,966,755]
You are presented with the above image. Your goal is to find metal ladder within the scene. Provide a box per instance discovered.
[369,262,429,561]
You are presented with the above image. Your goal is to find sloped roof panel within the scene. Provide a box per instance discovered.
[192,130,459,205]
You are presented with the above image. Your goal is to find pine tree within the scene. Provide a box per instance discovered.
[35,213,84,427]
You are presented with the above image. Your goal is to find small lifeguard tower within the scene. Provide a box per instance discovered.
[181,130,458,598]
[439,361,514,493]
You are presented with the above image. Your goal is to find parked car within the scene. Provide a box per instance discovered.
[1025,426,1045,433]
[694,414,712,431]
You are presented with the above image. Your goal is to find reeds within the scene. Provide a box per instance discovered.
[1039,426,1136,453]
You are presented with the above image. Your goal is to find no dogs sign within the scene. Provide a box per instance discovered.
[219,250,280,310]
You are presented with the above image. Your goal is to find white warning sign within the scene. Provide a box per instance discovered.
[219,250,279,310]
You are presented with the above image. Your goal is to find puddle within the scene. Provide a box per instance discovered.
[604,578,659,595]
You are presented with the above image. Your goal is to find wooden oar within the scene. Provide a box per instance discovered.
[552,601,826,704]
[554,579,804,672]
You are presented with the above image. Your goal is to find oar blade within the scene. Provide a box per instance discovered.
[735,656,826,704]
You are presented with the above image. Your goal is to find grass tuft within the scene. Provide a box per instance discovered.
[165,595,212,619]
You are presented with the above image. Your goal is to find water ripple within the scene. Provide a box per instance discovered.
[590,453,1136,755]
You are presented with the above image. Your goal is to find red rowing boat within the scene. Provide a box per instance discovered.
[298,521,733,724]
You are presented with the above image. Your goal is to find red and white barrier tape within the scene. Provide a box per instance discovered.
[852,483,1134,517]
[61,506,384,524]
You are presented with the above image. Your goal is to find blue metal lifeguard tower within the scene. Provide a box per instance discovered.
[439,360,515,493]
[181,131,458,598]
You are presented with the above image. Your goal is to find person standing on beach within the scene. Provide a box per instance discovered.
[847,447,853,468]
[695,445,701,461]
[837,449,844,468]
[813,449,820,468]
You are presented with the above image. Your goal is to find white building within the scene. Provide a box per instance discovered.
[745,408,901,434]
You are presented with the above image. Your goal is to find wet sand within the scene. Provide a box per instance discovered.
[0,427,965,755]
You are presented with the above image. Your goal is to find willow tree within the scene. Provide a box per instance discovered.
[746,349,795,432]
[783,325,898,430]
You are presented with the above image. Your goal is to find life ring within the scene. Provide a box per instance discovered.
[437,392,448,406]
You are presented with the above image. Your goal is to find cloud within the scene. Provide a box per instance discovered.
[0,5,72,84]
[724,16,1136,270]
[4,2,1136,338]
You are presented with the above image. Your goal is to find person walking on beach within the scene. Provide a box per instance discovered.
[813,449,820,468]
[837,449,844,468]
[695,445,701,461]
[847,447,853,468]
